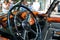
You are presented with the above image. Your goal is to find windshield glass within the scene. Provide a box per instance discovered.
[17,0,46,11]
[0,0,60,16]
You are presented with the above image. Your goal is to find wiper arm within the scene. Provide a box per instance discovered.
[46,0,60,17]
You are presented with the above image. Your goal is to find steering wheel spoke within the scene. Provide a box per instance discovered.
[23,30,28,40]
[30,29,37,34]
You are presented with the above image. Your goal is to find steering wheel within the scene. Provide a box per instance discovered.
[7,2,41,40]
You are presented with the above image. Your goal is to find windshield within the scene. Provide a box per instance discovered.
[18,0,46,11]
[0,0,60,16]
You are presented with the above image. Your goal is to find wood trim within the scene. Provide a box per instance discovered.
[56,32,60,35]
[47,17,60,23]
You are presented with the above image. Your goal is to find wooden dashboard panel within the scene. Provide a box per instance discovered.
[0,36,9,40]
[56,32,60,35]
[0,11,38,25]
[1,11,60,26]
[47,17,60,23]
